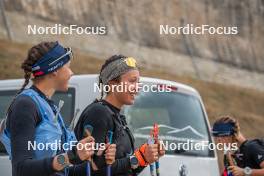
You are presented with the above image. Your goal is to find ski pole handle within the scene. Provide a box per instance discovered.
[107,131,113,144]
[153,123,161,176]
[148,138,155,176]
[155,161,160,176]
[83,125,94,176]
[106,131,113,176]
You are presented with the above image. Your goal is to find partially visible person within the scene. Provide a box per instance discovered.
[75,55,165,176]
[212,116,264,176]
[0,41,115,176]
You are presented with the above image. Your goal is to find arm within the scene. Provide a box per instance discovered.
[229,140,264,176]
[75,104,135,175]
[251,161,264,176]
[75,104,110,174]
[249,141,264,176]
[9,96,56,176]
[94,156,145,175]
[9,96,94,176]
[229,164,264,176]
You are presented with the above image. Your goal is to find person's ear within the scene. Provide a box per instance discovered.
[45,71,58,80]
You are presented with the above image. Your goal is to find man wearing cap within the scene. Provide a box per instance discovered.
[212,116,264,176]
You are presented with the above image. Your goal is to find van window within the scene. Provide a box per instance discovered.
[123,90,214,157]
[0,88,76,153]
[0,90,17,121]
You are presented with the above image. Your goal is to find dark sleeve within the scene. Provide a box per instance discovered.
[75,104,111,175]
[96,156,145,175]
[82,104,112,144]
[8,95,55,176]
[248,141,264,167]
[68,163,86,176]
[132,166,146,174]
[72,159,134,176]
[111,157,131,174]
[75,104,146,175]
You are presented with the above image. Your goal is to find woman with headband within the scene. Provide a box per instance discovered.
[0,41,116,176]
[75,55,165,176]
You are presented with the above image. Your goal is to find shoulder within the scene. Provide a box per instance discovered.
[245,139,264,150]
[10,94,38,112]
[82,101,114,117]
[244,139,264,166]
[7,94,40,126]
[242,139,264,158]
[75,101,114,140]
[79,101,114,124]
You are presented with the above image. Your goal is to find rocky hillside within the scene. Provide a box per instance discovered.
[2,0,264,71]
[0,0,264,91]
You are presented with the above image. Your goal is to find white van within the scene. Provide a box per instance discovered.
[0,74,220,176]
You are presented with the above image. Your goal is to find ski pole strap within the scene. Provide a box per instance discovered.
[135,143,148,167]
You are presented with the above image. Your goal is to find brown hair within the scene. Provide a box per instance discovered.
[7,42,57,114]
[19,42,57,93]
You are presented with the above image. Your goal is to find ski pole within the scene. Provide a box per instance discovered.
[106,131,113,176]
[148,131,155,176]
[227,150,237,166]
[224,149,236,176]
[84,125,94,176]
[153,123,160,176]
